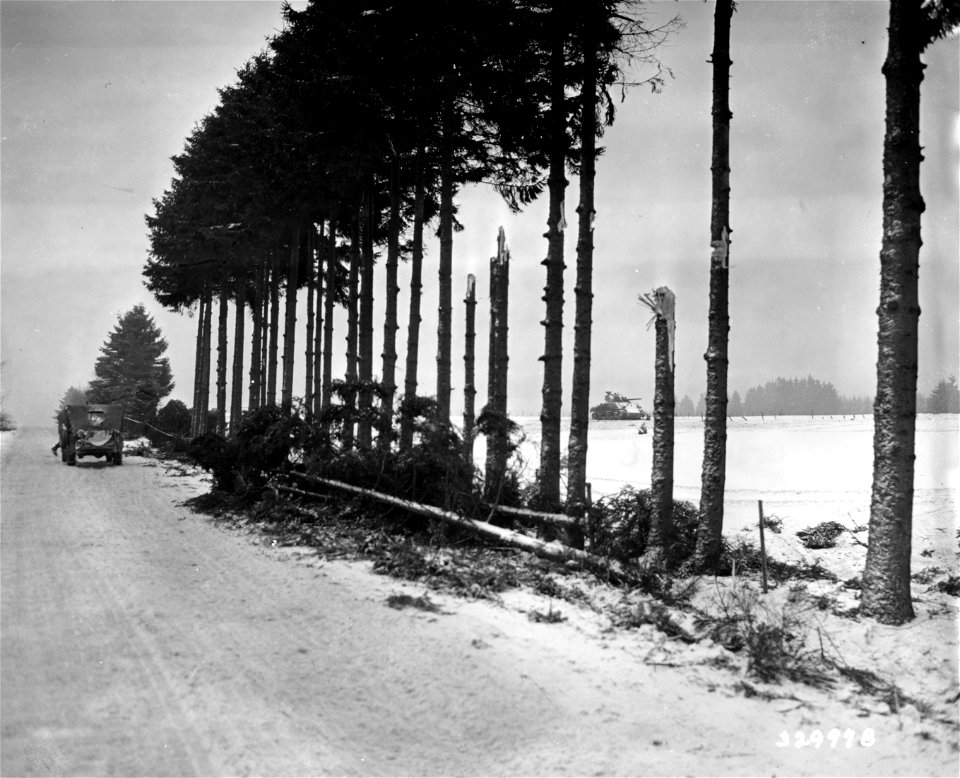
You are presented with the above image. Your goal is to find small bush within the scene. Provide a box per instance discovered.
[936,575,960,597]
[911,566,944,584]
[187,433,239,492]
[796,521,846,549]
[149,400,191,447]
[235,405,305,487]
[386,593,442,613]
[614,599,696,642]
[589,486,699,565]
[723,538,838,582]
[528,605,566,624]
[762,514,783,534]
[0,409,16,431]
[695,586,831,688]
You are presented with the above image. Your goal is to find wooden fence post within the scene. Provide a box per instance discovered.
[758,499,769,593]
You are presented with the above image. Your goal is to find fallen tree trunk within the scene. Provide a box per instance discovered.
[283,476,576,530]
[293,473,634,584]
[275,484,335,502]
[485,503,579,529]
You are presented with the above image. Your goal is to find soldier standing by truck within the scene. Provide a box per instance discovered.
[51,408,71,459]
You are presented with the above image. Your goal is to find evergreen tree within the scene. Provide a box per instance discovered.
[55,385,88,416]
[728,390,743,416]
[677,394,695,416]
[155,399,191,437]
[927,376,960,413]
[87,305,174,423]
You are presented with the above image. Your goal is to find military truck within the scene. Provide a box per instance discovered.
[589,391,650,421]
[62,404,124,466]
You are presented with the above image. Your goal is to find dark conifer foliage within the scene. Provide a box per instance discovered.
[141,0,678,510]
[925,376,960,414]
[87,305,174,424]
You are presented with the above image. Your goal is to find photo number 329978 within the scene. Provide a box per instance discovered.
[776,729,876,748]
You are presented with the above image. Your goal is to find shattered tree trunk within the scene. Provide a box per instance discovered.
[399,145,426,451]
[215,269,230,436]
[380,155,402,447]
[693,0,733,572]
[566,19,598,548]
[538,5,569,511]
[229,270,246,436]
[463,274,477,467]
[281,224,301,413]
[646,288,676,559]
[484,228,510,501]
[267,244,281,407]
[862,0,929,625]
[357,185,376,449]
[321,219,337,412]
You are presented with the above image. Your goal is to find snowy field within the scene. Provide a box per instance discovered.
[477,413,958,576]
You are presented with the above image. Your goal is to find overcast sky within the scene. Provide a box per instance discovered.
[2,0,958,428]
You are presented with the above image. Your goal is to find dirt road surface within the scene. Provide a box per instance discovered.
[2,427,955,776]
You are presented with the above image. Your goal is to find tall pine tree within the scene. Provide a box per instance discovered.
[87,304,174,423]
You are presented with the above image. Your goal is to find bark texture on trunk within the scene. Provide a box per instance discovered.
[381,156,401,447]
[538,12,568,511]
[259,259,269,408]
[399,146,426,450]
[312,223,325,419]
[215,270,230,436]
[357,186,376,449]
[693,0,733,572]
[304,223,317,420]
[566,23,598,541]
[229,271,246,436]
[463,274,477,467]
[648,288,676,556]
[191,291,206,437]
[343,216,361,450]
[484,229,510,501]
[281,224,300,412]
[248,258,264,412]
[436,105,455,422]
[267,245,281,407]
[861,0,926,625]
[321,219,337,412]
[200,285,212,434]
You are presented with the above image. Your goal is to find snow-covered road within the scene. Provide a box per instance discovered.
[2,425,955,776]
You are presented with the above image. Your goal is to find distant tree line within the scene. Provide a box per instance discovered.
[919,376,960,413]
[674,374,959,417]
[738,377,870,417]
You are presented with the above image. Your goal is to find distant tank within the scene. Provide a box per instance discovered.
[589,391,650,421]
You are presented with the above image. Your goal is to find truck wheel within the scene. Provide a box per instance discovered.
[67,456,76,466]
